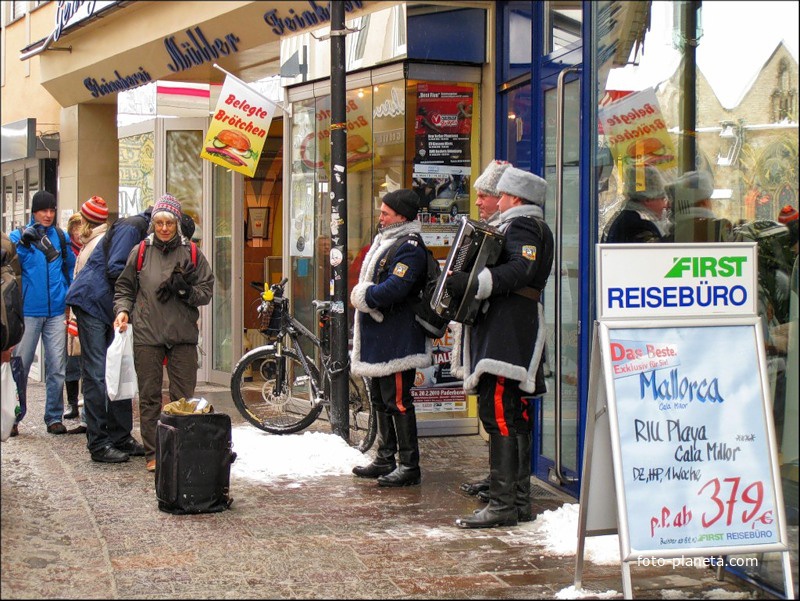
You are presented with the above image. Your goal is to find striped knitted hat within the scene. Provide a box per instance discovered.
[152,194,182,220]
[81,195,109,224]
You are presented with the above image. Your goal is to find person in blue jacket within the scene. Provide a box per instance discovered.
[10,190,76,434]
[65,206,151,463]
[350,189,431,487]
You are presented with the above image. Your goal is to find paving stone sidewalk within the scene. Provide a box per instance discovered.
[1,381,767,599]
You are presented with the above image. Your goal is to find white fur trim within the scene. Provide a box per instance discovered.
[351,351,431,378]
[450,323,464,380]
[351,282,383,322]
[476,268,493,300]
[461,302,547,394]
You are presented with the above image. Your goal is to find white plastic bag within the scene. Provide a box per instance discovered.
[1,362,18,442]
[105,326,138,401]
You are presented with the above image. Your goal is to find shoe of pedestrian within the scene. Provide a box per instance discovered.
[47,422,67,435]
[460,475,490,496]
[91,445,130,463]
[377,465,421,487]
[10,424,19,437]
[352,459,396,478]
[476,489,490,503]
[66,424,87,434]
[455,503,519,529]
[146,459,156,472]
[63,406,79,420]
[115,437,145,456]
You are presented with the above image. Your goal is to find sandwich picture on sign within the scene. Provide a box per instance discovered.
[205,129,259,168]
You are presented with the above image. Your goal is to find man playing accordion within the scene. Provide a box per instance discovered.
[445,167,555,529]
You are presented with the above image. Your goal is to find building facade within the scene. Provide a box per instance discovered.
[1,2,796,595]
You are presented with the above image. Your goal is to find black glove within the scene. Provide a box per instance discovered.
[178,259,198,285]
[39,234,60,262]
[156,280,173,303]
[444,271,476,301]
[170,272,192,297]
[20,226,41,247]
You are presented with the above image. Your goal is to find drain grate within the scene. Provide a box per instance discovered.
[531,483,561,499]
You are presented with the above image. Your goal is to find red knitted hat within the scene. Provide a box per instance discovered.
[778,204,798,224]
[81,196,109,224]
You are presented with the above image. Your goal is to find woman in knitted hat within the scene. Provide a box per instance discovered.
[63,197,110,424]
[113,194,214,472]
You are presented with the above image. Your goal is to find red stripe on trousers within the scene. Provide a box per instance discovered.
[494,376,509,436]
[394,372,405,413]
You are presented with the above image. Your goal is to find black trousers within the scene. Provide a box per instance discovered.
[477,374,532,437]
[369,368,416,416]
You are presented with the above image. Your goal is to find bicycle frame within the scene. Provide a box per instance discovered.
[267,298,330,407]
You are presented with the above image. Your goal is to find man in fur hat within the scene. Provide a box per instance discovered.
[445,167,554,528]
[350,189,432,487]
[452,159,510,499]
[603,163,673,243]
[668,170,732,242]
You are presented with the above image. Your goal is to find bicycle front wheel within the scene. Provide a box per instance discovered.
[231,347,323,434]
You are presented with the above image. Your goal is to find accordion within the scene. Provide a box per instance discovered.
[430,217,504,325]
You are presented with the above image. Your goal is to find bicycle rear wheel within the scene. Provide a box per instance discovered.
[231,347,323,434]
[320,374,376,452]
[349,375,376,452]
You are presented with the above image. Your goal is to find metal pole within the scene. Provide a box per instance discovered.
[328,0,350,442]
[679,1,699,172]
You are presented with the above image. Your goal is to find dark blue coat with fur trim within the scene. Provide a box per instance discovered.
[350,221,432,378]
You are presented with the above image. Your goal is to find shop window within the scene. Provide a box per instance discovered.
[118,132,155,217]
[594,3,798,594]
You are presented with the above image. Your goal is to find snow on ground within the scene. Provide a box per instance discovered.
[555,585,619,599]
[230,424,369,484]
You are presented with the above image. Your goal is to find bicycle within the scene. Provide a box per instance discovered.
[230,278,377,452]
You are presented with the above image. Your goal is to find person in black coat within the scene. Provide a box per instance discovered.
[445,167,554,528]
[350,189,431,487]
[602,164,672,243]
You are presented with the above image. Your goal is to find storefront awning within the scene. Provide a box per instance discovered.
[30,1,381,107]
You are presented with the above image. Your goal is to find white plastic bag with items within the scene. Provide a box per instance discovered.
[1,362,18,441]
[105,326,138,401]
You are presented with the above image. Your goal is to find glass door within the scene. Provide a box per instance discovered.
[158,118,213,382]
[534,1,585,496]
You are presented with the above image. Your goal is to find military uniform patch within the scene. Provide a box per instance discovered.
[522,245,537,261]
[393,262,409,277]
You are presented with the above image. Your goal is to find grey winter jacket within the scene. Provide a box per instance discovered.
[113,233,213,346]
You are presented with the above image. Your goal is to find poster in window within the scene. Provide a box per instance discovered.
[247,207,270,240]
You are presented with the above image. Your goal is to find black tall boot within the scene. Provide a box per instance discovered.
[456,435,518,528]
[353,410,397,478]
[63,380,80,420]
[516,431,533,522]
[377,411,421,487]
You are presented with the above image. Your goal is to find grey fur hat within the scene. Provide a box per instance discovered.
[666,170,714,213]
[473,160,511,196]
[495,166,546,206]
[623,164,666,201]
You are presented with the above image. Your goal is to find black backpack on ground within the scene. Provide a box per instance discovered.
[1,247,24,351]
[155,412,237,514]
[379,233,449,339]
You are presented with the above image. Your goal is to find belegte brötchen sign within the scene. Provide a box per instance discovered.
[200,75,274,177]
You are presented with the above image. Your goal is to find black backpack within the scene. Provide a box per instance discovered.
[379,233,449,339]
[1,247,25,351]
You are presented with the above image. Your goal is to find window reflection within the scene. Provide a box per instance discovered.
[595,2,798,593]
